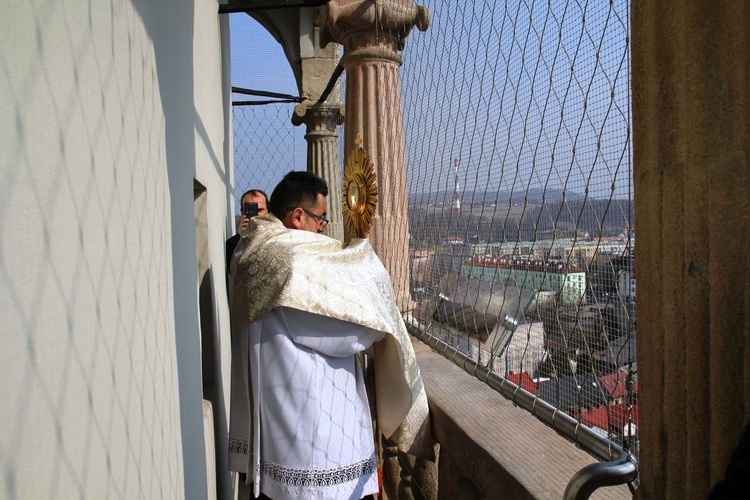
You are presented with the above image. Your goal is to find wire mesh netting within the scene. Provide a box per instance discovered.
[400,0,637,467]
[232,105,305,209]
[229,14,310,226]
[231,0,637,479]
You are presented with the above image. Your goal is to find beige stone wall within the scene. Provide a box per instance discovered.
[632,2,750,497]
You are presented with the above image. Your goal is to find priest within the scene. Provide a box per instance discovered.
[228,171,429,499]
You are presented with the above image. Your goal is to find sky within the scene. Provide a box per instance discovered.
[229,0,633,212]
[400,0,632,203]
[229,14,309,206]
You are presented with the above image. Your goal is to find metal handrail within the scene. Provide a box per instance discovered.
[563,455,637,499]
[404,316,637,499]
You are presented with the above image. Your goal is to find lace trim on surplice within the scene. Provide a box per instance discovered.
[229,437,249,455]
[261,457,377,488]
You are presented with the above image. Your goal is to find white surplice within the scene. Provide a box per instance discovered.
[233,307,382,499]
[228,215,431,499]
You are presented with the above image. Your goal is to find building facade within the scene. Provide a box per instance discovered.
[462,256,587,305]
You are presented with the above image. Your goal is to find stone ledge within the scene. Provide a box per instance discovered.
[413,341,631,499]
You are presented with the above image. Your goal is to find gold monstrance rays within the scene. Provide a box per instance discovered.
[342,136,378,238]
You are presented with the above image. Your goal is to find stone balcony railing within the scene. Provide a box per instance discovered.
[398,338,633,499]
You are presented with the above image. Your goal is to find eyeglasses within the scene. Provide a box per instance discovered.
[302,207,329,228]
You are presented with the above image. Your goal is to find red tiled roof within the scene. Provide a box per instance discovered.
[506,372,537,394]
[599,371,638,399]
[581,402,639,435]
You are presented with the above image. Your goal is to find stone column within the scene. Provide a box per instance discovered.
[323,0,429,311]
[632,2,749,499]
[293,103,345,240]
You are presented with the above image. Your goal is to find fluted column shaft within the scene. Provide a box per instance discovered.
[632,2,749,498]
[293,104,345,240]
[323,1,429,310]
[343,43,410,309]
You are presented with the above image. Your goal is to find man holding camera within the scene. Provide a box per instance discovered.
[226,189,268,275]
[228,171,429,499]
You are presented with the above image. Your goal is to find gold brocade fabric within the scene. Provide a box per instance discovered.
[231,215,430,456]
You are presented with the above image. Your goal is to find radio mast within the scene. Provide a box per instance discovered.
[453,158,461,217]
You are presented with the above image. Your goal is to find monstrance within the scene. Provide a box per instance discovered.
[342,136,378,238]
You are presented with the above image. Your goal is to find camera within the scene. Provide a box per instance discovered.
[243,202,259,218]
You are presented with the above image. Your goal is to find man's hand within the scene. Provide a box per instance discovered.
[238,215,250,235]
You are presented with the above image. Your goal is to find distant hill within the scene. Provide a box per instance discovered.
[408,194,633,245]
[540,198,634,233]
[409,187,587,206]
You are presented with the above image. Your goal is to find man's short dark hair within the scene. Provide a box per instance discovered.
[240,189,268,215]
[268,171,328,219]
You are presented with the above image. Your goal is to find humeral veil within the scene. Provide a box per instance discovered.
[228,215,430,499]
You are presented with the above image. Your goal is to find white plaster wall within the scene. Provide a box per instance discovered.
[0,0,232,498]
[488,322,546,376]
[192,2,235,498]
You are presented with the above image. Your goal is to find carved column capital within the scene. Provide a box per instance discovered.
[291,102,346,241]
[292,102,345,128]
[322,0,430,51]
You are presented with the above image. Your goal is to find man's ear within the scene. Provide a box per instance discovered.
[287,207,304,230]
